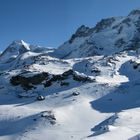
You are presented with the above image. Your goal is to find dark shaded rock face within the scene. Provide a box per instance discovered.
[10,70,94,90]
[45,69,94,87]
[95,17,115,33]
[44,70,75,87]
[62,69,73,76]
[69,25,94,43]
[73,73,93,82]
[10,72,49,90]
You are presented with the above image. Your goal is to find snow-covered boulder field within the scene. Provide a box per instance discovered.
[1,9,140,140]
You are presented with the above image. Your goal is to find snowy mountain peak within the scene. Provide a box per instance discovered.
[7,40,30,53]
[128,8,140,16]
[76,25,90,32]
[10,40,30,50]
[0,40,30,63]
[50,9,140,59]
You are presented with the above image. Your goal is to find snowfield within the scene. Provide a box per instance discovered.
[1,9,140,140]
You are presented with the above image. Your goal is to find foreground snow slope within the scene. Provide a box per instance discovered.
[1,9,140,140]
[0,49,140,140]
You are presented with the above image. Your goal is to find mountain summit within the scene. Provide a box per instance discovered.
[0,40,54,63]
[51,9,140,59]
[0,40,30,62]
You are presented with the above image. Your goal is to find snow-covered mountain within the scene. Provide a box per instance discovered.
[0,40,54,63]
[51,9,140,59]
[1,9,140,140]
[0,40,30,63]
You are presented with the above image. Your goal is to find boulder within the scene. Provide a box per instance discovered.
[37,95,45,101]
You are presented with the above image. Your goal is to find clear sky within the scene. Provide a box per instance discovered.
[0,0,140,51]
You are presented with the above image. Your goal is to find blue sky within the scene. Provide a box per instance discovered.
[0,0,140,50]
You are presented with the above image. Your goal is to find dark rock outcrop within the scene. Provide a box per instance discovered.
[10,72,49,90]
